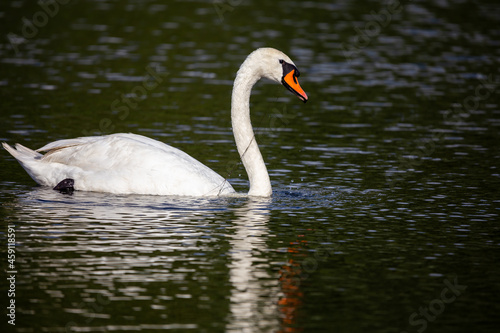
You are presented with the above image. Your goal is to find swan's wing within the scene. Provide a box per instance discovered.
[38,133,193,170]
[36,133,234,196]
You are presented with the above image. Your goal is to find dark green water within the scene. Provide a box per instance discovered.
[1,0,499,332]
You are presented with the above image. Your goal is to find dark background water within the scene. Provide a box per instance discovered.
[1,0,499,332]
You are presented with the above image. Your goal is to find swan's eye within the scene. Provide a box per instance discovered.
[279,59,284,64]
[281,61,296,77]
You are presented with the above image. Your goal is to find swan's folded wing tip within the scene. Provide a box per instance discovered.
[2,142,14,155]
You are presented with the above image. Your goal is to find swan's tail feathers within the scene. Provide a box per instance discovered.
[3,142,43,161]
[3,142,51,186]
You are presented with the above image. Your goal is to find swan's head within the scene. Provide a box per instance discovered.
[245,48,308,103]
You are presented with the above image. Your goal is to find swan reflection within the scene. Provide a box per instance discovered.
[7,188,301,331]
[225,197,281,332]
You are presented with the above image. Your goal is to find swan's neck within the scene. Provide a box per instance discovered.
[231,60,272,197]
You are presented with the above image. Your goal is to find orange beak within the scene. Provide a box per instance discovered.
[282,70,308,103]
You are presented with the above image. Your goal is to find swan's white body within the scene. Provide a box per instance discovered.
[3,133,234,196]
[3,48,307,196]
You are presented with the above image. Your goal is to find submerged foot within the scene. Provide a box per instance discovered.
[53,178,75,194]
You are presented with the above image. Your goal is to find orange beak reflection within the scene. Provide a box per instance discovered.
[282,70,308,103]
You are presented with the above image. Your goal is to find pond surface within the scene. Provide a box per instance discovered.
[1,0,500,332]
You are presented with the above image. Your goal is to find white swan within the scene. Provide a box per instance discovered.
[2,48,308,197]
